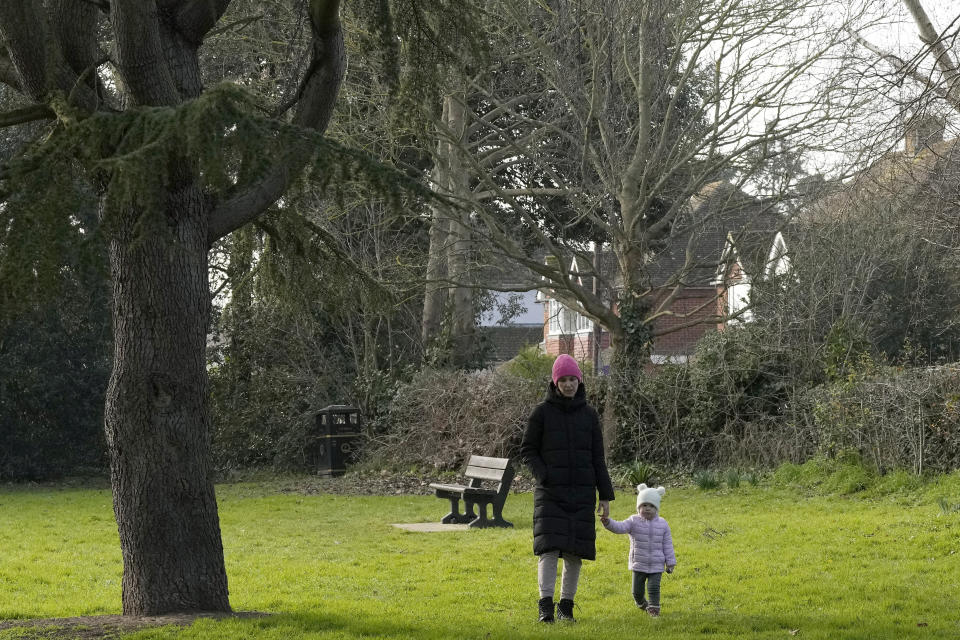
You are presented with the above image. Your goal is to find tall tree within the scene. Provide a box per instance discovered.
[0,0,345,615]
[414,0,873,444]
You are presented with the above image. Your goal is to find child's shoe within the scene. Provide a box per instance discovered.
[537,597,555,623]
[647,605,661,617]
[635,598,648,610]
[556,598,576,622]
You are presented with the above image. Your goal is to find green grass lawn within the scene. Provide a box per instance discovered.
[2,475,960,639]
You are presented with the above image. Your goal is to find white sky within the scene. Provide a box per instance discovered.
[785,0,960,176]
[860,0,960,51]
[483,1,960,326]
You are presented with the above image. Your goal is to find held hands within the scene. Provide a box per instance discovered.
[597,500,610,519]
[597,500,610,525]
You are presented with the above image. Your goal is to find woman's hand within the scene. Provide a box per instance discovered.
[597,500,610,519]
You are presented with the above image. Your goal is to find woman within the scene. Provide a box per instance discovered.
[520,354,615,623]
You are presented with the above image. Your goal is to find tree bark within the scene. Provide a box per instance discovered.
[0,0,346,618]
[421,208,448,347]
[104,187,229,615]
[422,103,451,350]
[422,92,476,365]
[439,93,476,367]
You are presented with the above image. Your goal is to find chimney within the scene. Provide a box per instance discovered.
[905,115,945,155]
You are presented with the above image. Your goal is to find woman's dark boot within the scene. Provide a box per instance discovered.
[537,597,555,623]
[556,598,576,622]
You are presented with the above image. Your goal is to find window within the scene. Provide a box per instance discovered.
[727,280,753,322]
[548,299,593,334]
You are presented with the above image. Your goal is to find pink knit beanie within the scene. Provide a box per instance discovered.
[551,354,583,385]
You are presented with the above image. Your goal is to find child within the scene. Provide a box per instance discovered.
[601,484,676,617]
[521,354,615,623]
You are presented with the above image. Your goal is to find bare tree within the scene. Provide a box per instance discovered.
[416,0,874,440]
[843,0,960,166]
[852,1,960,111]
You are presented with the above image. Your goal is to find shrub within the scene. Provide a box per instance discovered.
[771,454,877,494]
[866,469,924,497]
[502,345,555,382]
[771,462,804,486]
[364,368,542,470]
[694,470,721,490]
[619,323,809,469]
[614,460,659,488]
[724,468,742,488]
[802,364,960,474]
[821,462,873,495]
[0,295,111,480]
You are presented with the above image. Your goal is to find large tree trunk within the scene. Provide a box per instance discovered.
[104,187,229,615]
[423,92,476,366]
[0,0,345,618]
[446,203,475,368]
[440,93,476,367]
[421,207,449,347]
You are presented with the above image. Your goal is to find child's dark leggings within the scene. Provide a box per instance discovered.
[633,571,662,607]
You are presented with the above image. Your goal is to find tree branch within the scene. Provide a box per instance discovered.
[206,0,345,244]
[0,47,22,90]
[848,28,950,97]
[80,0,110,13]
[175,0,232,46]
[902,0,960,100]
[471,187,579,201]
[206,14,264,39]
[50,0,99,79]
[0,103,56,128]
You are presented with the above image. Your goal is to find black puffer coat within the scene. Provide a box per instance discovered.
[520,382,615,561]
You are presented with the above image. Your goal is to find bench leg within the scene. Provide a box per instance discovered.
[440,497,476,524]
[465,501,513,528]
[466,501,513,528]
[491,502,513,528]
[466,500,486,528]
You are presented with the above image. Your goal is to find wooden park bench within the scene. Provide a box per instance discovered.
[429,455,514,528]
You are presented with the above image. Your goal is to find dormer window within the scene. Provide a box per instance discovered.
[548,299,592,334]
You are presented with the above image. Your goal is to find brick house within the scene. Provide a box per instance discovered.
[537,181,782,367]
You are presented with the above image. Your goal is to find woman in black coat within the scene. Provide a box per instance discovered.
[520,354,615,623]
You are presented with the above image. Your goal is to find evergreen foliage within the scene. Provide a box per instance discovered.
[0,199,110,480]
[1,84,433,242]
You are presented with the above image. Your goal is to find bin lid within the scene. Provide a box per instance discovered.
[319,404,358,412]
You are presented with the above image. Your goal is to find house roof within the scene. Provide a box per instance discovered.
[767,133,960,280]
[644,181,781,288]
[812,136,960,223]
[483,325,544,363]
[535,181,784,300]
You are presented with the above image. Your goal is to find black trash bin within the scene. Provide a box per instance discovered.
[314,405,363,477]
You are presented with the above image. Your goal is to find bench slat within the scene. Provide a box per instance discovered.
[430,483,495,497]
[467,455,510,470]
[429,483,466,492]
[464,466,508,482]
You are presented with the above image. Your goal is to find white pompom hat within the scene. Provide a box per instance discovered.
[636,483,666,510]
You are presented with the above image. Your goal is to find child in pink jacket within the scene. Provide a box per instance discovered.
[601,484,677,617]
